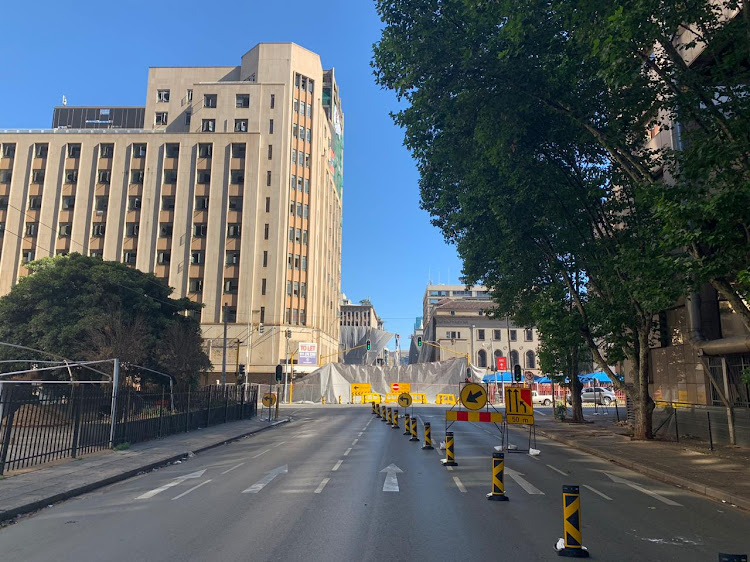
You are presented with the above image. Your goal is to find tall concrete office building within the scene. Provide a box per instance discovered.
[0,43,344,381]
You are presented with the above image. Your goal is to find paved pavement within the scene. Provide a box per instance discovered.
[0,404,748,561]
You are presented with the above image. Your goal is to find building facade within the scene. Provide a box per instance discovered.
[0,43,344,381]
[340,295,383,329]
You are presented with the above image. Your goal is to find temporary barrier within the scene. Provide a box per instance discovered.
[392,409,399,429]
[409,415,419,442]
[404,414,411,436]
[384,393,399,403]
[441,431,457,466]
[446,411,503,423]
[410,393,427,404]
[435,394,457,405]
[364,393,383,404]
[555,485,589,557]
[422,422,434,450]
[486,452,509,501]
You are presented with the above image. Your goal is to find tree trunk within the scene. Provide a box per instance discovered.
[628,320,655,439]
[569,348,585,422]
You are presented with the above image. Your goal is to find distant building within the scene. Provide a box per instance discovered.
[340,296,383,329]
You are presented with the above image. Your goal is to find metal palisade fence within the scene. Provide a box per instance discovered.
[0,383,258,475]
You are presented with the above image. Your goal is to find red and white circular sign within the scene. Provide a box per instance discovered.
[391,383,400,393]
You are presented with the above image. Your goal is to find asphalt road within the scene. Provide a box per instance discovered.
[1,405,748,561]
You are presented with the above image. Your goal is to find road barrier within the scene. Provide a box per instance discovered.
[486,452,509,501]
[422,422,433,450]
[381,405,388,421]
[410,415,419,441]
[435,394,457,405]
[372,402,377,415]
[392,409,399,429]
[387,407,393,425]
[364,393,383,404]
[384,393,400,403]
[404,414,411,435]
[441,431,458,466]
[555,485,589,557]
[410,392,427,404]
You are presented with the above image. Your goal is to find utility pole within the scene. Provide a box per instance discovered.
[284,329,290,403]
[221,303,228,386]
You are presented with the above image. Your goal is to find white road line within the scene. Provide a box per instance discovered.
[351,439,358,446]
[172,479,212,500]
[605,472,682,506]
[344,448,352,456]
[252,449,271,459]
[136,470,206,500]
[242,465,288,493]
[332,460,343,471]
[547,464,568,476]
[528,454,540,460]
[221,463,244,475]
[358,432,363,436]
[506,468,545,495]
[446,466,454,472]
[272,441,286,448]
[314,478,330,494]
[453,476,467,492]
[583,484,613,501]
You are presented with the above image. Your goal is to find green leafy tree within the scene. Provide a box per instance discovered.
[0,254,209,387]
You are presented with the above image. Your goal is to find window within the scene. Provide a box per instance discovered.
[128,196,141,211]
[300,282,306,298]
[261,278,267,295]
[265,197,270,212]
[204,94,217,108]
[267,145,272,159]
[262,251,268,267]
[477,350,487,368]
[159,223,173,237]
[293,99,298,113]
[288,227,294,241]
[234,119,248,132]
[224,278,238,294]
[197,170,211,184]
[304,178,309,192]
[163,169,177,184]
[0,197,8,210]
[298,151,304,165]
[301,256,307,271]
[59,223,71,237]
[62,196,75,210]
[524,328,533,342]
[35,144,48,158]
[165,144,180,158]
[267,171,272,186]
[477,329,485,341]
[90,250,103,259]
[195,196,209,210]
[286,281,292,296]
[96,196,108,212]
[155,112,168,126]
[294,255,300,269]
[131,170,144,184]
[28,196,41,210]
[189,278,203,293]
[235,94,249,108]
[124,251,137,264]
[67,144,81,158]
[92,223,106,237]
[306,129,312,142]
[525,351,536,369]
[193,223,207,238]
[227,223,241,238]
[224,306,237,323]
[304,153,310,168]
[302,230,308,245]
[191,251,204,265]
[187,89,193,102]
[293,124,298,139]
[295,228,301,243]
[125,222,139,237]
[299,101,305,115]
[133,144,146,158]
[231,143,246,158]
[230,170,243,184]
[225,251,239,265]
[157,89,170,102]
[291,149,297,164]
[493,329,501,341]
[98,170,111,184]
[296,203,302,217]
[64,170,78,184]
[269,119,274,134]
[100,144,113,158]
[303,204,309,219]
[510,350,519,368]
[162,196,175,211]
[157,251,171,265]
[264,224,269,240]
[510,330,517,342]
[185,111,192,126]
[270,94,275,108]
[229,197,243,212]
[307,104,312,118]
[32,169,45,183]
[22,250,35,264]
[202,119,215,132]
[287,253,292,269]
[198,143,212,158]
[293,282,299,297]
[0,171,11,184]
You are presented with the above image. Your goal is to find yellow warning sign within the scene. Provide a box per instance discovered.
[506,414,534,425]
[262,393,277,407]
[460,383,487,411]
[398,393,412,408]
[350,383,372,396]
[505,387,533,417]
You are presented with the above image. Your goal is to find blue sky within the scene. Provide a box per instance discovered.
[0,0,464,346]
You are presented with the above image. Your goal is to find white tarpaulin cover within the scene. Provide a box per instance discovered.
[291,357,476,403]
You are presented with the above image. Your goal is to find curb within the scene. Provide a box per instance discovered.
[0,417,291,524]
[535,427,750,512]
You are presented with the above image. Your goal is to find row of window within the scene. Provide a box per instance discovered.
[290,149,311,168]
[289,202,310,219]
[292,99,313,119]
[475,350,536,370]
[285,308,307,326]
[288,227,309,245]
[292,124,312,143]
[295,74,315,93]
[286,281,307,298]
[158,91,255,109]
[290,175,310,193]
[475,328,534,342]
[287,253,308,271]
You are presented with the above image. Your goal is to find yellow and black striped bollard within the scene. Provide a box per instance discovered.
[409,415,419,441]
[422,422,434,450]
[388,407,394,425]
[372,401,377,415]
[392,409,399,429]
[555,485,589,557]
[441,431,457,466]
[381,405,388,421]
[486,452,509,501]
[403,414,411,435]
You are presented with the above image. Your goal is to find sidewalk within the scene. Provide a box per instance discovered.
[532,413,750,511]
[0,416,289,523]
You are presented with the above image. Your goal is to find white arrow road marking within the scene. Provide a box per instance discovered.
[583,484,613,501]
[605,472,682,506]
[453,476,467,493]
[381,463,403,492]
[172,479,212,500]
[242,465,288,493]
[505,468,545,495]
[136,470,206,499]
[314,478,330,494]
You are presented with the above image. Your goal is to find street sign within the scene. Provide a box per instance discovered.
[446,410,503,423]
[391,382,411,394]
[298,342,318,366]
[496,356,508,371]
[524,371,535,383]
[460,383,488,411]
[351,383,372,396]
[398,393,412,408]
[262,393,277,407]
[506,414,534,425]
[505,387,533,417]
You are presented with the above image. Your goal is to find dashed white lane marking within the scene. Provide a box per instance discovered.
[221,463,244,475]
[604,472,682,506]
[358,432,363,436]
[547,464,568,476]
[583,484,613,501]
[351,439,358,446]
[528,454,540,460]
[344,448,352,456]
[332,460,343,471]
[314,478,330,494]
[172,479,212,500]
[252,449,271,459]
[272,441,286,448]
[506,468,544,495]
[446,466,454,472]
[453,476,467,493]
[136,470,206,500]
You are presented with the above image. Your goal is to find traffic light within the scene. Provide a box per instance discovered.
[366,339,371,351]
[513,364,522,383]
[238,363,245,375]
[275,364,283,383]
[417,336,422,348]
[286,329,292,338]
[259,323,264,334]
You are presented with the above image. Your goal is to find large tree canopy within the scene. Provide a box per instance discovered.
[0,254,210,387]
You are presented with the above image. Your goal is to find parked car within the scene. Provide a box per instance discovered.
[531,390,553,406]
[566,387,616,405]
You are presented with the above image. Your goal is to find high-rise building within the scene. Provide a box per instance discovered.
[0,43,344,381]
